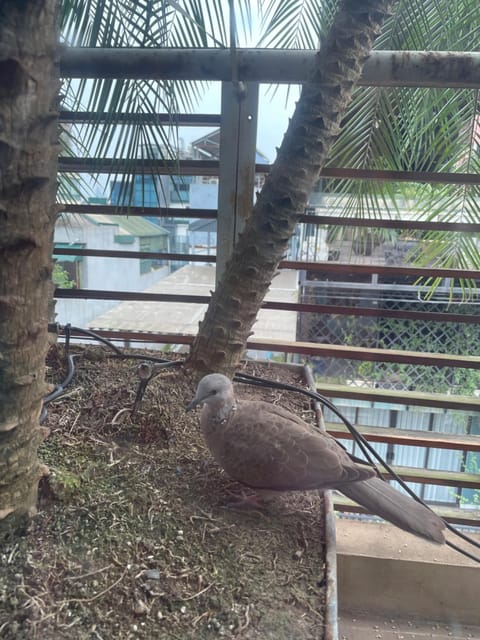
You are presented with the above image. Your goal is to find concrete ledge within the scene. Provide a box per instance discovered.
[336,519,480,627]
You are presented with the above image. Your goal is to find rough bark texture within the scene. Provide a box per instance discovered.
[187,0,398,378]
[0,0,59,538]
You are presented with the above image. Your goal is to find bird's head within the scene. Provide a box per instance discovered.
[186,373,233,412]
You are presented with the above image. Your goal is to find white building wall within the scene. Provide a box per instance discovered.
[54,217,169,327]
[189,183,219,209]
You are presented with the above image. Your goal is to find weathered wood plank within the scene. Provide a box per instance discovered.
[314,382,480,413]
[374,465,479,489]
[333,495,480,526]
[249,339,480,370]
[327,423,480,452]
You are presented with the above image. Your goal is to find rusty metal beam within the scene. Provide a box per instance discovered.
[54,287,479,325]
[58,203,480,233]
[60,49,480,89]
[60,203,216,219]
[52,247,480,279]
[58,157,480,186]
[59,111,221,126]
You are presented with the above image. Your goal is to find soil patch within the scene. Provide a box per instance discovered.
[0,345,328,639]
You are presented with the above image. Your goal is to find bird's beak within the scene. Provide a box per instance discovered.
[185,397,200,412]
[186,388,215,412]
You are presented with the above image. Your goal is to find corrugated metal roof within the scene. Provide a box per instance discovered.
[191,128,270,163]
[89,264,297,343]
[84,214,168,237]
[54,242,85,262]
[189,219,217,232]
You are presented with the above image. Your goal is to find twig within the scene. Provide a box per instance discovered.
[111,408,130,425]
[179,582,215,601]
[63,564,113,582]
[60,567,128,604]
[236,604,251,635]
[192,610,211,627]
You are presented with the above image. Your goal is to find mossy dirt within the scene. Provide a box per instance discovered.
[0,346,327,639]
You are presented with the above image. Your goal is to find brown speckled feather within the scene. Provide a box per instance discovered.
[187,374,446,544]
[201,399,375,491]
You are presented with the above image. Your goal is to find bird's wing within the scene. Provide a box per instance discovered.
[203,400,374,491]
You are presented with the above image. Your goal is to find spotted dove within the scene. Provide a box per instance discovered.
[187,373,445,544]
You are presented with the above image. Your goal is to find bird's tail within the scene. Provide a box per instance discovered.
[340,477,446,544]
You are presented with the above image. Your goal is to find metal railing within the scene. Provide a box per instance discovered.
[56,46,480,527]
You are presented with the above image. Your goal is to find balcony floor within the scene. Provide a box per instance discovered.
[339,612,480,639]
[336,518,480,638]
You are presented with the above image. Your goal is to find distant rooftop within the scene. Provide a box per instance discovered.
[191,128,269,164]
[90,264,297,344]
[83,214,168,237]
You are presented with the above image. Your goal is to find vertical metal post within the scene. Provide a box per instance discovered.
[216,81,259,284]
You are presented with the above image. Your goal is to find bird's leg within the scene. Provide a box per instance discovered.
[223,488,277,511]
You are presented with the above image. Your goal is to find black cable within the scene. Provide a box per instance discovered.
[62,324,124,355]
[234,371,480,562]
[445,539,480,564]
[444,521,480,550]
[41,325,78,423]
[42,332,480,561]
[110,353,184,365]
[58,324,183,365]
[43,324,184,417]
[234,372,382,469]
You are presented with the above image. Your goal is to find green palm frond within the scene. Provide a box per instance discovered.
[59,0,480,298]
[258,0,337,49]
[59,0,253,207]
[378,0,480,51]
[321,0,480,298]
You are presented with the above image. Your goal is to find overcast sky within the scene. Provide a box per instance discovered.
[178,82,302,163]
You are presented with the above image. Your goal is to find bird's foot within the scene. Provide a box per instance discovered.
[223,489,269,511]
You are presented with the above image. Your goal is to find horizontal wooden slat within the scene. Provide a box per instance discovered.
[316,383,480,413]
[384,466,479,489]
[58,203,480,233]
[59,157,220,175]
[249,339,480,370]
[326,423,480,452]
[298,214,480,233]
[59,203,216,219]
[333,495,480,527]
[72,328,194,346]
[281,260,480,280]
[53,326,480,409]
[317,166,480,186]
[53,248,213,262]
[58,156,480,186]
[55,323,480,372]
[52,248,480,280]
[53,288,479,325]
[281,302,480,325]
[55,318,480,370]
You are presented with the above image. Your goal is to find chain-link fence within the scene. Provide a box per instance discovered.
[299,284,480,394]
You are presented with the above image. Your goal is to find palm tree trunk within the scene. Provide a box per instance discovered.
[0,0,59,538]
[187,0,398,377]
